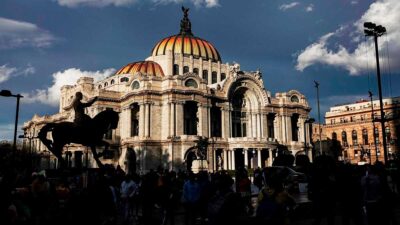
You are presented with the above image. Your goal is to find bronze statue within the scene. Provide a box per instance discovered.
[70,91,97,128]
[39,93,118,169]
[180,6,192,35]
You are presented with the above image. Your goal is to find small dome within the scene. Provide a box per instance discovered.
[115,61,165,77]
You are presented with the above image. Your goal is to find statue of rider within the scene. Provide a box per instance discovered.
[71,92,97,128]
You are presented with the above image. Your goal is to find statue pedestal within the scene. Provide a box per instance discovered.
[191,160,208,173]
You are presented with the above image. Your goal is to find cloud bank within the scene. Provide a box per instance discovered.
[296,0,400,75]
[23,68,115,106]
[0,17,56,49]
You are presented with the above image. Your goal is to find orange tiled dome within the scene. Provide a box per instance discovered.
[151,7,221,62]
[151,34,221,62]
[115,61,164,77]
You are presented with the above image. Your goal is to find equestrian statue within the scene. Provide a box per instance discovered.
[38,92,119,169]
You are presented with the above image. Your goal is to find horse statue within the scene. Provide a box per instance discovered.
[38,109,119,169]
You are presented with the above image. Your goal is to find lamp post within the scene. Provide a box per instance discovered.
[304,118,315,159]
[314,81,322,155]
[368,91,379,162]
[0,90,23,152]
[364,22,388,163]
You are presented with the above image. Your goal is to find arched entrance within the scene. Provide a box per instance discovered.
[184,147,198,171]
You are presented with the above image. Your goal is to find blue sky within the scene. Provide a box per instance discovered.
[1,0,399,140]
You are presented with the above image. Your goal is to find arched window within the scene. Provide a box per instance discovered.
[183,66,189,73]
[131,103,139,136]
[362,129,368,145]
[104,82,108,87]
[385,127,391,142]
[332,132,337,140]
[184,101,198,135]
[132,81,140,90]
[185,79,198,88]
[111,79,115,85]
[202,70,208,83]
[290,95,299,103]
[211,71,218,84]
[342,131,348,147]
[221,73,226,80]
[173,64,179,75]
[120,77,129,82]
[352,130,358,146]
[193,68,199,75]
[98,85,102,89]
[374,127,379,144]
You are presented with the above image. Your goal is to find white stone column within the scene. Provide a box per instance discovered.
[286,115,292,142]
[248,112,253,137]
[255,114,259,138]
[231,150,236,170]
[170,102,176,136]
[298,118,305,144]
[268,149,273,166]
[274,115,280,142]
[257,149,262,168]
[260,113,264,138]
[244,149,248,168]
[139,103,145,137]
[198,103,203,136]
[207,105,211,137]
[176,102,184,136]
[126,107,132,138]
[221,108,226,138]
[257,113,261,138]
[146,103,151,137]
[217,61,221,82]
[213,149,216,172]
[223,149,228,170]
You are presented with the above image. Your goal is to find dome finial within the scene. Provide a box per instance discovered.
[180,6,193,35]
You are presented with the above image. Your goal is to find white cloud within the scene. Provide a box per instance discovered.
[306,4,314,12]
[0,64,35,83]
[55,0,137,7]
[55,0,219,8]
[23,68,115,106]
[0,65,17,83]
[296,0,400,75]
[351,1,358,5]
[279,2,300,11]
[191,0,219,8]
[0,17,56,49]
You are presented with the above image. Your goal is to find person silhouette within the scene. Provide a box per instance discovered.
[71,92,97,128]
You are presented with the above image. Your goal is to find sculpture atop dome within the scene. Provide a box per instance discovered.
[180,6,192,35]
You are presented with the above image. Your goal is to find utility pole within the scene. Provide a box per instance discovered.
[314,81,322,155]
[364,22,388,163]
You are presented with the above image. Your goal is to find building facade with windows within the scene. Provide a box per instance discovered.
[23,10,311,173]
[324,97,400,164]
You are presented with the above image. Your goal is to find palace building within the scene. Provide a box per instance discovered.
[324,97,400,164]
[23,10,311,173]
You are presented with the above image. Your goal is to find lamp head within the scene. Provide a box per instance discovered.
[364,22,376,29]
[0,90,12,97]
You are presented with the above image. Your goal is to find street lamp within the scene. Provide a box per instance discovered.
[0,90,23,152]
[364,22,388,163]
[314,81,322,155]
[368,91,379,162]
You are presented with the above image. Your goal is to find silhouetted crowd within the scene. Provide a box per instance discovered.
[1,155,400,225]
